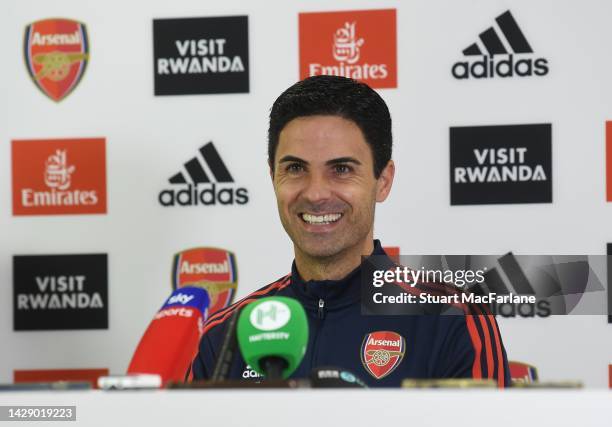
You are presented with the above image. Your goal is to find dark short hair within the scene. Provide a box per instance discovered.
[268,75,392,178]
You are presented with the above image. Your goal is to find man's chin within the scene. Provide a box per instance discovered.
[295,238,348,260]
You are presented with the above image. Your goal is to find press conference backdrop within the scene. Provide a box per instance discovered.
[1,0,611,387]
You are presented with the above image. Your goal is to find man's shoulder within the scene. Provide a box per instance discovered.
[201,273,292,337]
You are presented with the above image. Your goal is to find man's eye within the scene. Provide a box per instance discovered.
[334,164,352,174]
[286,163,304,173]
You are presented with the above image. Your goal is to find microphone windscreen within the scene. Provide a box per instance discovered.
[127,286,210,384]
[237,296,308,379]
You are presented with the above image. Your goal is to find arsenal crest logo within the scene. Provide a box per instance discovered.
[24,18,89,102]
[172,248,237,316]
[361,331,405,379]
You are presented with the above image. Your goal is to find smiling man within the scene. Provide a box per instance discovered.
[272,113,393,281]
[189,75,510,387]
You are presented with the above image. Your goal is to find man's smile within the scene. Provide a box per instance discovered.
[300,212,344,225]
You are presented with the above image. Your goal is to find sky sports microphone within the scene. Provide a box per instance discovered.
[309,367,368,388]
[237,296,308,380]
[127,286,210,384]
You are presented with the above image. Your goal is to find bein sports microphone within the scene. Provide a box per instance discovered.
[237,296,308,380]
[127,286,210,384]
[309,367,367,388]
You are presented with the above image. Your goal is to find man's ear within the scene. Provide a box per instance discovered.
[376,160,395,202]
[268,159,274,181]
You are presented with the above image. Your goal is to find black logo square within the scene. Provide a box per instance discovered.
[13,254,108,331]
[450,124,552,205]
[153,16,249,95]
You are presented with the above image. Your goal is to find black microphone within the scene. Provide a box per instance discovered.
[309,367,368,388]
[210,308,241,381]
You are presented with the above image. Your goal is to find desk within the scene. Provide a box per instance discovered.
[0,389,610,426]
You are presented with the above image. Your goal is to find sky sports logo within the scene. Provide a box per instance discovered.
[153,16,249,95]
[11,138,106,215]
[450,124,552,205]
[452,10,548,79]
[13,254,108,331]
[158,142,248,206]
[299,9,397,88]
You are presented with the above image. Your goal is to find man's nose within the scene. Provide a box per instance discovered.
[301,172,332,204]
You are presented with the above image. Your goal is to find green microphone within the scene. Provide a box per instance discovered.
[237,296,309,380]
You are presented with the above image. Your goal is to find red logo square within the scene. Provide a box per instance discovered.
[14,368,108,389]
[12,138,106,215]
[606,122,612,201]
[299,9,397,88]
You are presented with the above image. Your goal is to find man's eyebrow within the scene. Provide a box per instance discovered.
[277,156,362,166]
[326,157,362,166]
[278,155,308,164]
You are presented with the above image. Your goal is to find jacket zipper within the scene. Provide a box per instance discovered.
[318,298,325,319]
[311,298,326,369]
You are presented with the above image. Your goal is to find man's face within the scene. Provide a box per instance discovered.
[271,115,393,260]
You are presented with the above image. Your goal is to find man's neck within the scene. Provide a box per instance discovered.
[294,239,374,282]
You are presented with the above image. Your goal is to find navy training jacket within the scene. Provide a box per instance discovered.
[188,241,511,387]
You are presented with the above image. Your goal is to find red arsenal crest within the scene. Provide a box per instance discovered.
[24,18,89,102]
[361,331,405,379]
[172,248,237,316]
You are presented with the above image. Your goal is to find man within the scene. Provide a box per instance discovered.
[189,75,510,387]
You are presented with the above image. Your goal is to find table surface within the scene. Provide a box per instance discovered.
[0,389,610,427]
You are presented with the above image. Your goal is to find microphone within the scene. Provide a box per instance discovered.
[508,361,539,384]
[237,296,308,380]
[210,308,241,381]
[97,374,162,390]
[127,286,210,384]
[309,367,368,388]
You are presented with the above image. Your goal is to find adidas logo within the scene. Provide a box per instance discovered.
[452,10,549,79]
[158,142,249,206]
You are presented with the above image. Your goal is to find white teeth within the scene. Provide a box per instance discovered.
[301,213,342,224]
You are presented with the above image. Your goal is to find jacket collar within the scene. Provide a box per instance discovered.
[289,240,388,311]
